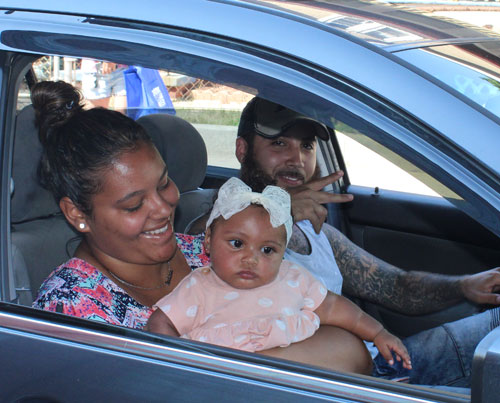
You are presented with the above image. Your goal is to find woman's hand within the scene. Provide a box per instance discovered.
[373,329,412,370]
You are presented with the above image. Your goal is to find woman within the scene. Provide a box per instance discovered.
[31,80,372,374]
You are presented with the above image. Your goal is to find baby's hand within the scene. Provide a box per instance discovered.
[373,329,412,370]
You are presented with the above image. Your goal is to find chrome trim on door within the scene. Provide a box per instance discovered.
[0,311,450,403]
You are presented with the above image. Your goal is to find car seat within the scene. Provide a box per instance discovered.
[11,105,79,306]
[136,113,217,234]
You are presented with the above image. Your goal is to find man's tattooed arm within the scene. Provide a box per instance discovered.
[287,224,312,254]
[322,224,464,315]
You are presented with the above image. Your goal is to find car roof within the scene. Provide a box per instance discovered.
[4,0,499,41]
[0,0,490,39]
[3,0,499,63]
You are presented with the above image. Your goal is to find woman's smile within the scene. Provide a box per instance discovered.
[142,219,172,238]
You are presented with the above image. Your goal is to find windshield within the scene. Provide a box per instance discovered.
[396,44,500,118]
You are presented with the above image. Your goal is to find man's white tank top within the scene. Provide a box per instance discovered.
[285,221,379,360]
[284,220,343,295]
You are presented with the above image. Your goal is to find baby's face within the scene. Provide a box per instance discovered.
[205,205,287,289]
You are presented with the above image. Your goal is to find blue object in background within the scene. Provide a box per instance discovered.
[124,66,175,120]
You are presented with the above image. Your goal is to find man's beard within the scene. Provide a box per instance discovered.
[239,144,321,192]
[239,150,276,193]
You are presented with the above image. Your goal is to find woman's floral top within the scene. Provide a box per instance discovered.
[32,233,209,330]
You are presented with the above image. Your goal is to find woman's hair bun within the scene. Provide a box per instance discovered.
[31,81,84,145]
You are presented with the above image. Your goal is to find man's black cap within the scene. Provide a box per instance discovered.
[237,97,330,141]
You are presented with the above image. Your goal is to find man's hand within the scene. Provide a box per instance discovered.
[460,267,500,305]
[288,171,353,234]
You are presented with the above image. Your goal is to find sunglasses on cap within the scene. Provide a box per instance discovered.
[240,98,330,141]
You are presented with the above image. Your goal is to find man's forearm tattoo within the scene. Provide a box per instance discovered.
[323,224,463,315]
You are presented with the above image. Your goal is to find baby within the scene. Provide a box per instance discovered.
[147,177,411,369]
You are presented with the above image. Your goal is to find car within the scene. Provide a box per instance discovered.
[1,0,500,401]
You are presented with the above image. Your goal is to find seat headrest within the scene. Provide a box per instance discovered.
[11,109,206,224]
[11,105,60,223]
[137,113,207,193]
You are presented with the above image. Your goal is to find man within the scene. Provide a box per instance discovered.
[235,96,500,388]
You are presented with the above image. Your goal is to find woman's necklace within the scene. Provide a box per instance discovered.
[107,261,173,290]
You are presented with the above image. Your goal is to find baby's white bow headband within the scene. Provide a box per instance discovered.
[206,177,293,244]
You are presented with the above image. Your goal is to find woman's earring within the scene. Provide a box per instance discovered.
[79,223,85,230]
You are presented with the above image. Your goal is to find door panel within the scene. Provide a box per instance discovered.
[1,327,330,402]
[345,185,500,274]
